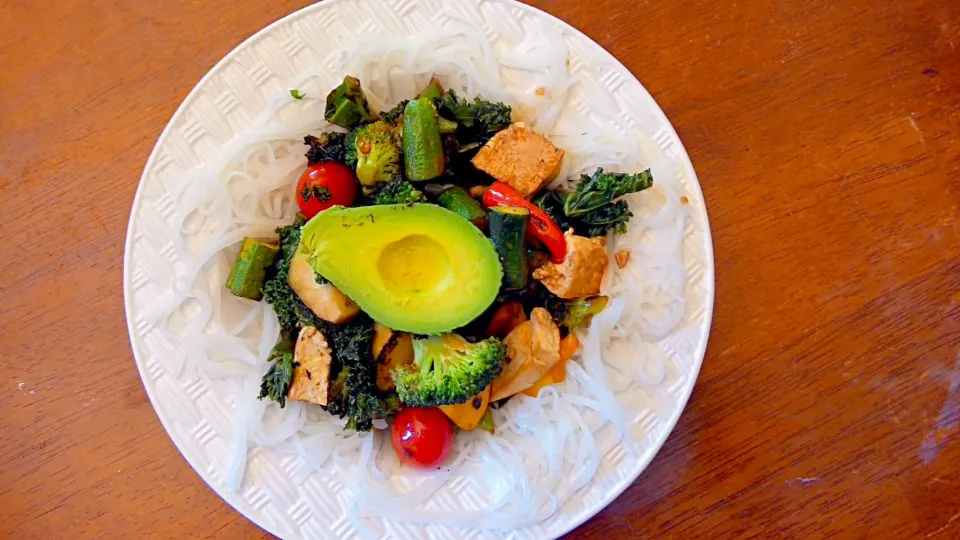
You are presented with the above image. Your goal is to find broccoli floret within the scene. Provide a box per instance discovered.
[392,334,506,407]
[325,76,378,128]
[374,180,427,205]
[344,121,402,191]
[258,338,297,407]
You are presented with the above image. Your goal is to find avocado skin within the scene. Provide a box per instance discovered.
[299,204,503,334]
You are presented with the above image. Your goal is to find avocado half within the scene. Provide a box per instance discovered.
[298,204,503,334]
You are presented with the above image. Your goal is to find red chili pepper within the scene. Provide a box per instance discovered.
[482,182,567,263]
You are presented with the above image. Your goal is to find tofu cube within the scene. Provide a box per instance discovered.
[287,326,333,405]
[532,230,609,298]
[471,123,565,197]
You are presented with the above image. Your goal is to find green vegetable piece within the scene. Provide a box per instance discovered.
[325,75,378,128]
[290,89,306,100]
[436,90,511,147]
[436,185,486,226]
[304,133,347,165]
[345,121,402,191]
[392,334,507,407]
[418,77,444,101]
[402,97,445,181]
[322,314,401,431]
[562,296,609,329]
[225,238,280,300]
[489,206,530,290]
[576,200,633,236]
[381,100,409,124]
[563,168,654,217]
[437,116,458,134]
[262,216,325,334]
[532,191,572,231]
[477,409,495,433]
[258,338,297,407]
[374,180,427,205]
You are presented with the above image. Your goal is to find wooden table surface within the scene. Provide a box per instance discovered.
[2,0,958,537]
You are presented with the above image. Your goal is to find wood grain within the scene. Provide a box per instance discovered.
[1,0,958,538]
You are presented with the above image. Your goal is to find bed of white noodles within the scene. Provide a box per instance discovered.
[146,26,687,536]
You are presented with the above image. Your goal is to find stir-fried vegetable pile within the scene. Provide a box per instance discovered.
[225,75,655,447]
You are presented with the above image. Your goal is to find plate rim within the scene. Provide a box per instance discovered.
[122,0,715,537]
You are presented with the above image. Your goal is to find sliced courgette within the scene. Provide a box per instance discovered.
[489,206,530,290]
[226,238,280,300]
[402,97,445,181]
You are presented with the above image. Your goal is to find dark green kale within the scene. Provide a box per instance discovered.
[261,216,324,334]
[258,338,297,407]
[374,180,427,205]
[563,168,653,217]
[322,314,399,431]
[532,191,572,231]
[576,200,632,236]
[381,100,409,123]
[533,168,653,237]
[304,133,348,165]
[437,90,511,146]
[437,90,511,131]
[259,217,397,429]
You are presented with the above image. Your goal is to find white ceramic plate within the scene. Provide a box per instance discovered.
[124,0,714,537]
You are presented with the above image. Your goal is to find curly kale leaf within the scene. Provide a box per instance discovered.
[437,90,511,130]
[532,191,572,231]
[322,314,399,431]
[535,190,631,236]
[575,199,633,236]
[304,133,348,165]
[563,168,653,217]
[437,90,511,146]
[381,100,409,124]
[533,168,653,237]
[258,338,297,407]
[261,216,325,334]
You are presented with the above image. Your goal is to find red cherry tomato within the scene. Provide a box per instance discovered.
[391,408,454,468]
[295,162,357,218]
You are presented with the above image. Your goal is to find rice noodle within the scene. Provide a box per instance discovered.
[147,25,689,535]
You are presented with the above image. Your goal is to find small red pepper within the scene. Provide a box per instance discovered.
[482,182,567,263]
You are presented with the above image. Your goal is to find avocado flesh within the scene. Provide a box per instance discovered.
[299,204,503,334]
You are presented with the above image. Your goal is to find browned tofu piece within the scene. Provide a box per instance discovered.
[372,323,414,392]
[533,230,609,299]
[288,253,360,323]
[287,326,333,405]
[471,123,565,197]
[491,308,560,401]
